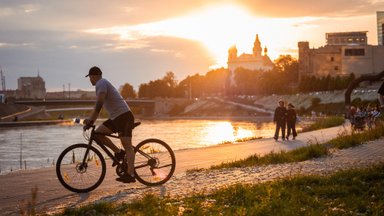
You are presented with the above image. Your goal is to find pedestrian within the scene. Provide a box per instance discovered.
[273,100,287,141]
[83,66,136,183]
[378,81,384,110]
[286,103,297,140]
[348,105,357,127]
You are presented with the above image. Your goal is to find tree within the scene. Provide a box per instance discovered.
[119,83,136,99]
[274,55,299,83]
[163,71,177,89]
[138,71,178,98]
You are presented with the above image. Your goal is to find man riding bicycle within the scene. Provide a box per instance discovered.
[83,66,136,183]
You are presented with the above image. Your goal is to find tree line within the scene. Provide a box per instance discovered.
[119,55,355,99]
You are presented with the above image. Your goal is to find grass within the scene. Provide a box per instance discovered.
[301,116,345,132]
[220,136,262,145]
[57,164,384,215]
[19,186,38,216]
[210,123,384,170]
[328,123,384,149]
[210,144,328,169]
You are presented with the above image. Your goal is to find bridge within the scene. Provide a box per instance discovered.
[14,99,156,116]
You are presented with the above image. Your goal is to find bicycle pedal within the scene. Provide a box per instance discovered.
[112,160,119,167]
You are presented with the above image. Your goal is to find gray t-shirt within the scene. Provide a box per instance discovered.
[95,78,130,119]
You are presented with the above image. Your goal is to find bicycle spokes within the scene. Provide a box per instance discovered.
[134,139,176,186]
[56,144,106,193]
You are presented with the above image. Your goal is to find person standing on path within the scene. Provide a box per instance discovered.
[273,100,287,141]
[286,103,297,140]
[83,66,136,183]
[378,81,384,110]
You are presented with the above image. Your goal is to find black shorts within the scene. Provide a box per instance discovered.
[103,111,134,137]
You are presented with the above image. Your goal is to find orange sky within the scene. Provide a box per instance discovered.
[0,1,383,90]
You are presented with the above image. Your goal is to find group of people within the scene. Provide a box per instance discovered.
[348,104,381,130]
[273,100,298,141]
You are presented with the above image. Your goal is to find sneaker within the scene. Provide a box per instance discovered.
[293,136,296,140]
[116,174,136,183]
[286,136,289,140]
[112,150,125,167]
[273,137,278,141]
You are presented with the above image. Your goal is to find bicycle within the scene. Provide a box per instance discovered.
[56,122,176,193]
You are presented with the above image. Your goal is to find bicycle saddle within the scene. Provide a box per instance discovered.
[133,122,141,128]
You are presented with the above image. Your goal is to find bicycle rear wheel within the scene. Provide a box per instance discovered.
[134,139,176,186]
[56,143,106,193]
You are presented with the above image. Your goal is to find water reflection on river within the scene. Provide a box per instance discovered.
[0,119,275,174]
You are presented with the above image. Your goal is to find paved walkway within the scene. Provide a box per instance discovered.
[1,123,384,215]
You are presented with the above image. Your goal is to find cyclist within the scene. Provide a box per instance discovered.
[83,66,136,183]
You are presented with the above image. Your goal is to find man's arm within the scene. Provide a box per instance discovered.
[90,91,106,121]
[84,91,106,128]
[273,107,278,122]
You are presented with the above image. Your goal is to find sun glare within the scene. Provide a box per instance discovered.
[201,121,256,146]
[87,4,317,68]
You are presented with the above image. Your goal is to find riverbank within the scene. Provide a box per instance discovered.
[0,104,29,120]
[62,139,384,215]
[2,89,374,121]
[0,119,72,127]
[0,123,356,215]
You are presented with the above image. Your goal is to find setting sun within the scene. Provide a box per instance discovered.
[86,4,314,69]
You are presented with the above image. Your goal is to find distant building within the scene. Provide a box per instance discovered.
[227,34,274,72]
[45,90,95,99]
[298,31,384,79]
[227,34,274,86]
[17,75,46,99]
[378,11,384,45]
[326,31,367,46]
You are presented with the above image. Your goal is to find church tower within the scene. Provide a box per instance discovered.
[298,41,311,82]
[264,46,268,56]
[227,34,274,87]
[253,34,262,57]
[228,45,238,61]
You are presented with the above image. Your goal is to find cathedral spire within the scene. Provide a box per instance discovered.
[228,45,238,61]
[253,34,262,57]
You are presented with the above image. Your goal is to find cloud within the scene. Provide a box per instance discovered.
[0,27,214,90]
[0,0,382,91]
[238,0,384,17]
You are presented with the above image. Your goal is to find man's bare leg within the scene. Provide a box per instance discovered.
[121,136,135,176]
[95,125,120,153]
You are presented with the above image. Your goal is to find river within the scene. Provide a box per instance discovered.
[0,118,277,174]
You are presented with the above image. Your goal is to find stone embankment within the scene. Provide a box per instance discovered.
[252,88,379,111]
[178,88,379,117]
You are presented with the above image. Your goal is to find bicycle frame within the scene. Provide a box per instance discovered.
[81,125,154,169]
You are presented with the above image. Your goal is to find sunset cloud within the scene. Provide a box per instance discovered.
[0,0,382,90]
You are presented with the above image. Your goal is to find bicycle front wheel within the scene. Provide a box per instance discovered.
[134,139,176,186]
[56,143,106,193]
